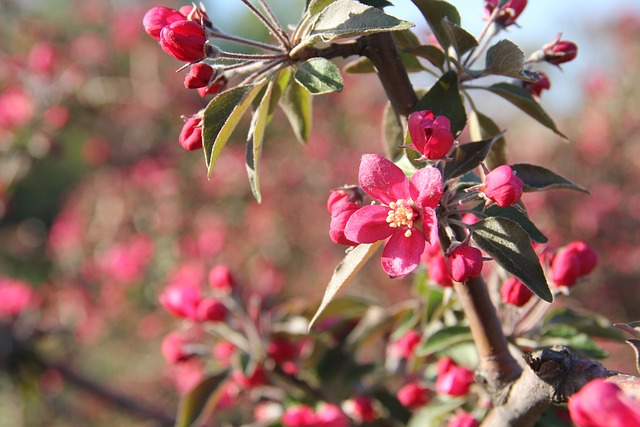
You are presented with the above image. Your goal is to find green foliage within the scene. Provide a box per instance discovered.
[443,132,503,180]
[414,71,467,135]
[279,71,313,143]
[174,371,229,427]
[410,0,461,50]
[294,58,344,95]
[483,205,549,244]
[511,163,589,193]
[467,110,506,170]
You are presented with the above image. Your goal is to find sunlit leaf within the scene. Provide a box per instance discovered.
[442,17,478,56]
[246,80,274,203]
[414,70,466,135]
[541,326,608,359]
[416,325,472,356]
[511,163,589,193]
[309,242,383,330]
[410,0,460,50]
[484,205,548,244]
[483,39,538,81]
[174,371,229,427]
[203,83,267,176]
[471,217,552,302]
[279,78,312,143]
[295,58,344,95]
[443,132,504,180]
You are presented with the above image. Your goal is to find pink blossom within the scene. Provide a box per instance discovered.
[448,412,478,427]
[448,244,483,282]
[208,264,235,292]
[436,359,474,397]
[159,20,206,62]
[484,0,527,27]
[397,382,431,409]
[551,241,597,287]
[329,202,360,246]
[344,154,443,277]
[232,365,268,388]
[568,379,640,427]
[389,329,421,359]
[0,88,35,130]
[524,71,551,98]
[500,277,534,306]
[27,42,57,75]
[196,298,227,322]
[184,63,214,89]
[159,283,201,320]
[282,405,317,427]
[428,254,453,287]
[0,278,34,318]
[179,117,203,151]
[316,404,349,427]
[408,110,454,160]
[142,6,185,41]
[343,395,376,422]
[483,165,524,208]
[161,332,191,364]
[544,36,578,66]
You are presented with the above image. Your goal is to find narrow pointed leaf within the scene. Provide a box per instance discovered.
[626,339,640,375]
[417,325,472,356]
[203,83,266,176]
[468,110,506,169]
[279,78,312,143]
[443,132,504,180]
[309,241,383,330]
[410,0,460,50]
[476,83,567,139]
[308,0,413,45]
[511,163,589,193]
[484,39,538,81]
[442,17,478,56]
[267,68,291,117]
[471,217,552,302]
[414,70,466,135]
[484,205,548,244]
[174,371,229,427]
[246,81,274,203]
[295,58,344,95]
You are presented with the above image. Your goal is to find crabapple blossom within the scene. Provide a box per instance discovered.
[179,117,203,151]
[159,20,206,62]
[196,298,227,322]
[483,165,524,208]
[500,277,534,306]
[397,382,431,409]
[208,264,235,292]
[544,37,578,66]
[161,332,191,364]
[142,6,185,40]
[159,283,201,320]
[436,358,474,397]
[484,0,527,27]
[344,154,443,277]
[329,202,360,246]
[0,278,34,318]
[282,405,317,427]
[568,379,640,427]
[448,244,484,282]
[389,329,421,359]
[448,412,479,427]
[316,404,349,427]
[551,241,597,287]
[342,395,376,422]
[524,71,551,98]
[408,110,454,160]
[184,63,214,89]
[428,254,454,287]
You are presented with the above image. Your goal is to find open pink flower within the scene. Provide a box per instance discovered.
[568,379,640,427]
[344,154,443,278]
[408,110,454,160]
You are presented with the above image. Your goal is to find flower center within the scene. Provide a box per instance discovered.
[386,199,416,237]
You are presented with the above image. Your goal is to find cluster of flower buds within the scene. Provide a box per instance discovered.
[281,403,350,427]
[484,0,528,27]
[500,276,534,307]
[435,357,475,397]
[448,412,479,427]
[397,382,431,410]
[550,240,597,287]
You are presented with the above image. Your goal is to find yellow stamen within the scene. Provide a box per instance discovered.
[385,199,416,236]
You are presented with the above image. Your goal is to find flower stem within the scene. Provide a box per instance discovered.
[208,30,286,53]
[256,0,291,48]
[220,51,289,61]
[238,0,291,48]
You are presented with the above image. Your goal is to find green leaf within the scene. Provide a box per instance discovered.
[295,58,344,95]
[359,0,394,7]
[471,217,552,302]
[245,81,274,203]
[203,83,267,176]
[307,0,414,45]
[373,389,412,425]
[484,205,548,244]
[417,325,473,356]
[308,242,383,330]
[625,339,640,375]
[410,0,461,50]
[468,110,506,170]
[404,45,446,71]
[483,39,538,81]
[443,132,504,180]
[267,68,291,117]
[544,308,625,342]
[174,371,229,427]
[541,326,608,359]
[346,305,392,348]
[511,163,589,193]
[442,17,478,56]
[307,0,335,16]
[408,397,467,427]
[475,83,567,139]
[382,102,404,159]
[279,77,312,143]
[414,70,466,135]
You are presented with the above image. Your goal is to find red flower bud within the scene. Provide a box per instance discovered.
[408,110,454,160]
[179,117,203,151]
[436,363,474,397]
[267,338,298,364]
[143,6,185,41]
[329,202,360,246]
[448,244,483,282]
[397,382,431,409]
[343,395,376,422]
[208,264,235,292]
[316,404,349,427]
[568,379,640,427]
[551,241,597,287]
[524,71,551,98]
[544,39,578,66]
[448,412,478,427]
[0,278,35,318]
[196,298,227,322]
[428,254,454,287]
[436,357,456,376]
[389,329,421,359]
[484,0,527,27]
[161,332,191,364]
[327,189,352,214]
[197,79,226,97]
[282,405,317,427]
[484,165,524,208]
[159,284,201,320]
[184,63,214,89]
[500,277,534,307]
[232,366,268,388]
[159,20,206,62]
[565,241,597,276]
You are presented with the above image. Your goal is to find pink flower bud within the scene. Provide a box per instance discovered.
[142,6,185,41]
[408,110,454,160]
[389,329,421,359]
[184,63,214,89]
[484,165,524,208]
[196,298,227,322]
[179,117,203,151]
[329,202,360,246]
[197,79,226,97]
[267,338,298,364]
[524,71,551,98]
[159,20,206,62]
[232,365,268,388]
[568,379,640,427]
[343,395,376,422]
[208,264,235,292]
[448,412,478,427]
[161,332,191,364]
[565,241,598,276]
[397,382,431,409]
[448,245,483,282]
[544,39,578,66]
[428,254,454,287]
[484,0,527,27]
[551,241,597,287]
[500,277,534,307]
[436,357,456,376]
[436,364,474,397]
[327,189,352,214]
[316,404,349,427]
[282,405,317,427]
[159,284,201,320]
[0,278,35,318]
[212,341,235,366]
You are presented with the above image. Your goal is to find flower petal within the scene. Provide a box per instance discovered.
[410,167,443,209]
[344,205,394,243]
[359,154,409,204]
[381,231,425,278]
[421,207,438,245]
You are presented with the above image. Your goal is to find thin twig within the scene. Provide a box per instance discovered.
[256,0,291,48]
[238,0,291,48]
[208,31,286,53]
[220,51,289,61]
